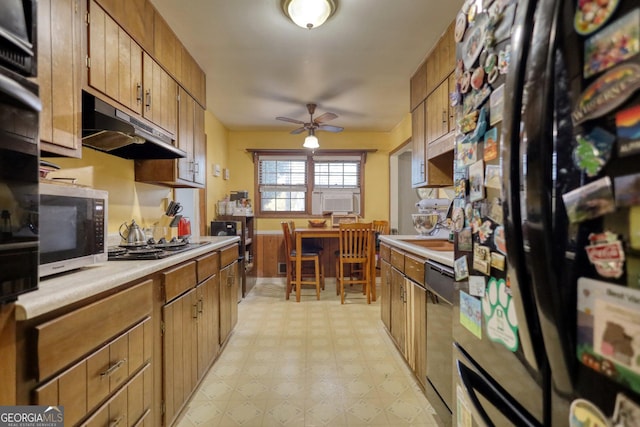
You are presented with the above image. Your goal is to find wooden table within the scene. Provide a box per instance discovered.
[293,227,376,303]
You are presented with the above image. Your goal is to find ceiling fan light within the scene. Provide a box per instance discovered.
[303,134,319,149]
[284,0,336,29]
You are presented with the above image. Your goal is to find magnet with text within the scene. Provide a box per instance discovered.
[615,173,640,207]
[574,0,620,35]
[572,63,640,126]
[469,160,485,202]
[562,176,616,223]
[490,252,506,271]
[486,197,503,224]
[586,231,625,279]
[484,127,498,161]
[616,104,640,157]
[460,291,483,339]
[458,227,473,252]
[573,127,615,177]
[583,9,640,79]
[485,164,501,189]
[469,276,486,298]
[455,255,470,281]
[473,244,491,275]
[483,277,518,352]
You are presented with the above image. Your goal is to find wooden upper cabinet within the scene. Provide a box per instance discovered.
[426,81,449,143]
[154,12,178,77]
[426,21,456,97]
[95,0,154,53]
[38,0,82,158]
[410,60,427,112]
[142,52,177,136]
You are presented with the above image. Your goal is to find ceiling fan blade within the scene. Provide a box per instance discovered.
[314,112,338,123]
[290,126,307,135]
[276,116,305,125]
[318,124,343,132]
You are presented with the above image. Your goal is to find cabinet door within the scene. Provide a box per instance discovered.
[411,102,426,186]
[118,29,143,115]
[426,82,449,143]
[219,261,238,344]
[196,274,220,379]
[448,73,457,133]
[410,60,427,112]
[143,53,177,136]
[390,267,406,353]
[38,0,81,157]
[162,289,197,426]
[380,259,391,331]
[193,103,206,185]
[177,87,194,182]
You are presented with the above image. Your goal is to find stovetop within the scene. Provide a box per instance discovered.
[108,239,211,260]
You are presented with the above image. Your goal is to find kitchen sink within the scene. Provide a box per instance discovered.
[398,239,454,251]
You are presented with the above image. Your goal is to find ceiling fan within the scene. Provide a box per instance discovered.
[276,103,344,135]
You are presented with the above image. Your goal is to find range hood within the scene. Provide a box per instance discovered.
[81,92,186,159]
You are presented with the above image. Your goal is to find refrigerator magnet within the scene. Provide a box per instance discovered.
[498,44,511,74]
[457,139,478,167]
[455,12,468,42]
[612,393,640,427]
[583,9,640,79]
[493,225,507,254]
[561,176,616,223]
[468,107,489,144]
[458,227,473,252]
[460,70,472,94]
[574,0,620,35]
[469,276,486,297]
[572,63,640,125]
[469,160,485,202]
[454,255,470,281]
[614,173,640,207]
[573,127,615,177]
[484,164,501,189]
[586,231,625,279]
[484,127,499,161]
[569,399,610,427]
[489,84,505,125]
[460,291,483,339]
[459,110,479,134]
[461,14,488,69]
[471,67,485,90]
[452,207,465,231]
[483,277,518,351]
[493,2,517,43]
[477,220,494,244]
[488,197,504,225]
[490,252,505,271]
[473,245,491,275]
[616,104,640,157]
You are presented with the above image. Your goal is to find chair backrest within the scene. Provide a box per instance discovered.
[281,221,293,257]
[338,222,373,259]
[372,220,390,235]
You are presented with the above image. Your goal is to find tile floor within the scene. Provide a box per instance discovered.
[176,279,442,427]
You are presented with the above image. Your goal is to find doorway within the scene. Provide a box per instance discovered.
[389,142,419,235]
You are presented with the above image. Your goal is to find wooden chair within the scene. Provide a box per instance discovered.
[336,222,373,304]
[372,220,390,268]
[289,220,325,290]
[282,221,322,300]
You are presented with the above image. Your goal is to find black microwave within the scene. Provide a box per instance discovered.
[39,182,108,277]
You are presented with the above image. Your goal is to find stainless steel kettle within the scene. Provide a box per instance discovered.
[119,219,146,245]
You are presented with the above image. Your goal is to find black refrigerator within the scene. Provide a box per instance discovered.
[451,0,640,425]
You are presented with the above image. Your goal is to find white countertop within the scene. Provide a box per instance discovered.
[16,236,240,321]
[379,235,454,266]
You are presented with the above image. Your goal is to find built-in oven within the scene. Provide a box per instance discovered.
[0,0,40,303]
[425,259,455,426]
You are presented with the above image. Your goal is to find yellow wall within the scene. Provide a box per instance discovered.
[204,111,230,225]
[43,149,171,233]
[225,130,393,231]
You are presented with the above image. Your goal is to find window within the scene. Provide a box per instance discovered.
[254,151,366,216]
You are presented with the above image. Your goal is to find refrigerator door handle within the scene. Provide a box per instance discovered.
[457,360,542,427]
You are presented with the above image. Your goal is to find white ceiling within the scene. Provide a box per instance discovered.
[149,0,464,132]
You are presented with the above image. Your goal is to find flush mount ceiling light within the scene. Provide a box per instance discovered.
[282,0,337,29]
[303,129,319,149]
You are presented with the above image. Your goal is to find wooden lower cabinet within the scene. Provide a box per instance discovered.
[407,279,427,390]
[390,266,406,355]
[219,259,238,345]
[380,259,391,331]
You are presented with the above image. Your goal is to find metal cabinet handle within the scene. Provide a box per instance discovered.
[145,89,151,110]
[198,298,203,314]
[136,83,142,104]
[194,162,199,174]
[192,303,198,319]
[100,358,127,378]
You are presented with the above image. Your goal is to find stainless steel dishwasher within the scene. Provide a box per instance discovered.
[425,259,455,427]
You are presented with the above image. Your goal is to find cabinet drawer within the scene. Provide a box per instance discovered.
[35,280,152,381]
[35,317,151,426]
[163,261,197,303]
[405,254,425,287]
[390,249,404,272]
[220,244,238,268]
[379,244,391,262]
[196,251,219,283]
[82,362,151,427]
